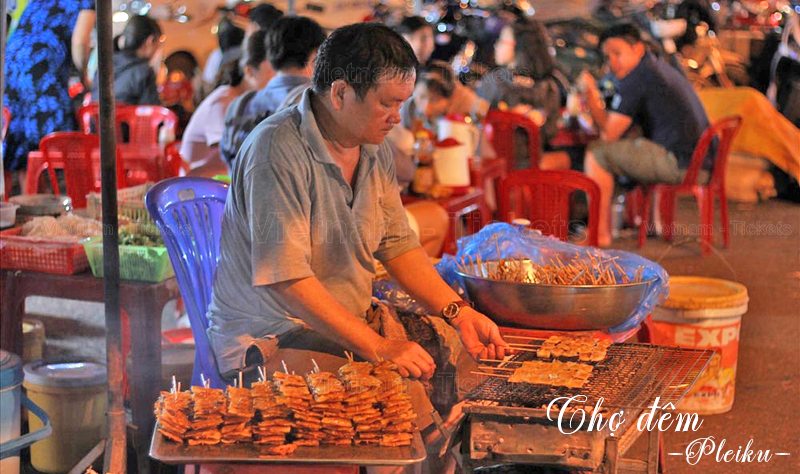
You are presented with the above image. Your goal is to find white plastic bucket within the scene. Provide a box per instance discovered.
[437,116,479,156]
[648,276,748,414]
[432,138,470,187]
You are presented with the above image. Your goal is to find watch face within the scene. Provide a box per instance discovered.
[443,302,459,319]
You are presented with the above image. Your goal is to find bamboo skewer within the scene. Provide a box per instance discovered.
[502,335,547,341]
[477,366,515,372]
[471,370,510,378]
[504,346,539,352]
[479,358,510,364]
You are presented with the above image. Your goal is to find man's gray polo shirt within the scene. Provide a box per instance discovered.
[207,88,421,374]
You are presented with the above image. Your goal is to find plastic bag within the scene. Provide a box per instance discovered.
[439,222,669,332]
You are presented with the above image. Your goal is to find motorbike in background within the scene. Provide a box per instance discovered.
[767,8,800,126]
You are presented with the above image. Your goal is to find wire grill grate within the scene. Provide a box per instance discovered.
[466,342,714,409]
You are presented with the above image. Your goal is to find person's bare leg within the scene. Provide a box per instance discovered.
[539,151,571,171]
[584,151,614,247]
[405,201,448,257]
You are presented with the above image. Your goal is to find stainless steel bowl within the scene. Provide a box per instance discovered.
[456,260,657,330]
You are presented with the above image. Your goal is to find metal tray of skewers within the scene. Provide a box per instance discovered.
[150,360,427,465]
[455,257,657,330]
[149,430,426,465]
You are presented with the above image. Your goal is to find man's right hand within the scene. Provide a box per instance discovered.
[374,339,436,380]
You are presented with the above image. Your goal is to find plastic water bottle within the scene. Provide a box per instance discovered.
[611,194,626,239]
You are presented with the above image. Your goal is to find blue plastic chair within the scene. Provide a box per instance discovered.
[145,177,229,388]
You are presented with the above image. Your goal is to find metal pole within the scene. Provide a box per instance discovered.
[414,0,422,16]
[287,0,296,16]
[1,0,7,198]
[95,0,126,472]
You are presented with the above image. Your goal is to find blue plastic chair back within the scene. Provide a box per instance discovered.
[145,177,229,388]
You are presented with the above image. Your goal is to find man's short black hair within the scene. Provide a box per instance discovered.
[248,3,284,31]
[217,17,245,52]
[396,16,433,36]
[242,28,267,69]
[599,22,643,48]
[265,16,325,71]
[313,23,418,99]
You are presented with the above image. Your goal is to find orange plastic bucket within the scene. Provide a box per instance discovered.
[648,276,748,414]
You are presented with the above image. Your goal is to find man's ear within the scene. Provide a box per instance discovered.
[330,80,348,110]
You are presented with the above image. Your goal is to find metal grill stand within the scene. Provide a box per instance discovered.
[461,405,664,473]
[459,341,713,473]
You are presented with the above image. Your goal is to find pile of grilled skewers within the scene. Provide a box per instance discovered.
[154,359,417,453]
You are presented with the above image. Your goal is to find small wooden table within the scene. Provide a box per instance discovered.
[0,269,180,473]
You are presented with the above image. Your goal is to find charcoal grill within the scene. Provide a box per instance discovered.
[458,338,714,473]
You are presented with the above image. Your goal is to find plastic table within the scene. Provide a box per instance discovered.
[0,269,180,472]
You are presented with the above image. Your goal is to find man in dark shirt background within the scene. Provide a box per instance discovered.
[578,23,710,246]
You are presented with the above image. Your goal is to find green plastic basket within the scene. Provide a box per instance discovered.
[82,236,174,282]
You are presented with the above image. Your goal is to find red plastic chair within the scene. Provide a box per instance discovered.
[164,140,190,177]
[78,103,177,145]
[484,109,542,172]
[636,116,743,254]
[498,169,600,246]
[40,132,100,209]
[76,103,100,134]
[115,104,178,146]
[39,132,127,208]
[78,104,178,183]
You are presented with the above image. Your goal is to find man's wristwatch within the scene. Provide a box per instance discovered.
[441,300,471,324]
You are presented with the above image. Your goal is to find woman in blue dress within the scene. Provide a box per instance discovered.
[3,0,95,180]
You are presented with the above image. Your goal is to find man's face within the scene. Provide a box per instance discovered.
[342,73,415,145]
[404,28,435,64]
[413,83,449,121]
[602,38,644,79]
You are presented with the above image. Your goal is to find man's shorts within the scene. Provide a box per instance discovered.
[588,138,683,185]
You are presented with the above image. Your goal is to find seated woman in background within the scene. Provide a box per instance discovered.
[180,29,273,177]
[402,60,489,128]
[94,15,163,105]
[391,61,493,191]
[179,59,247,177]
[477,17,570,170]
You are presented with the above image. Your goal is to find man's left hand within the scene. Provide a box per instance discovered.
[451,307,510,361]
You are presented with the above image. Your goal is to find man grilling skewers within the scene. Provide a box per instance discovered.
[206,22,510,431]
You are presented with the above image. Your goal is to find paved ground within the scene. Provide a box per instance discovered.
[22,196,799,473]
[614,197,800,474]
